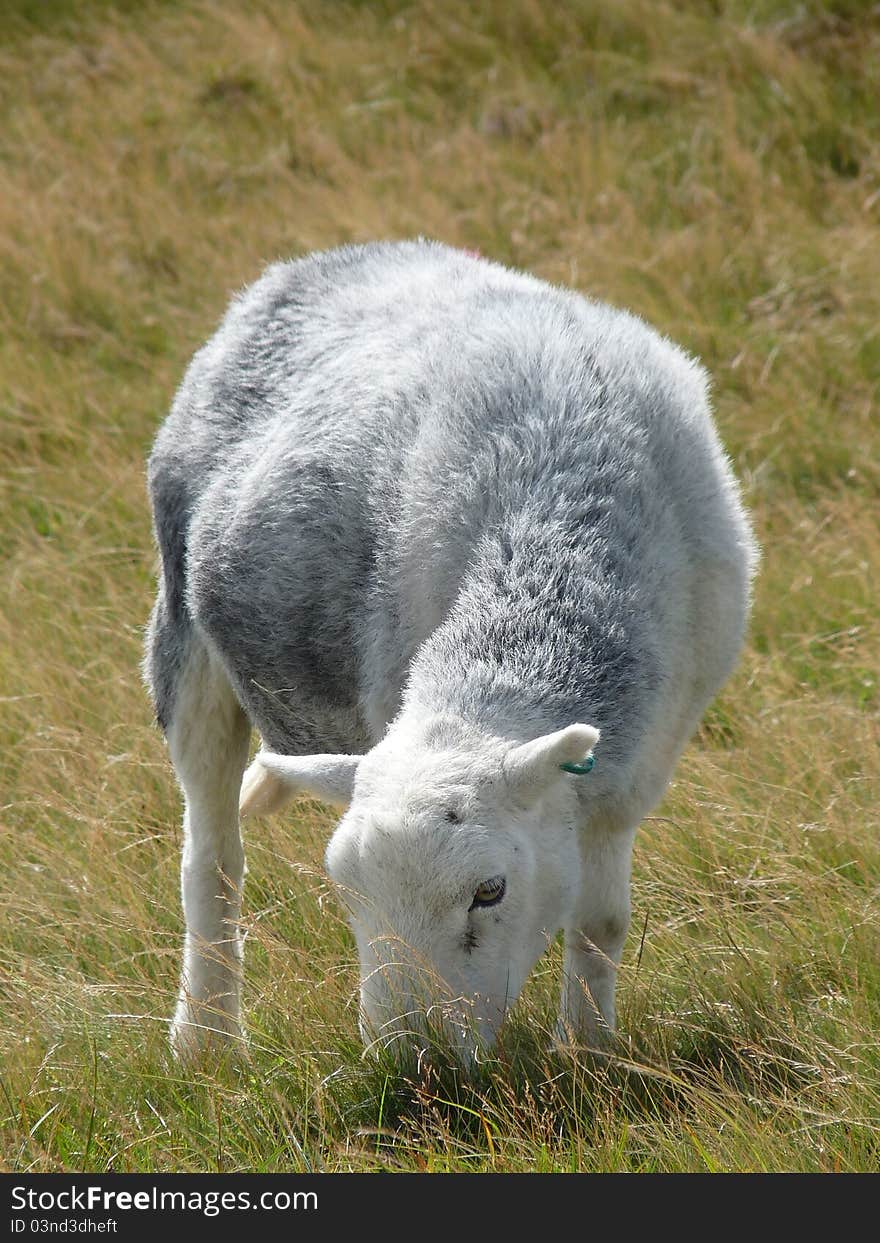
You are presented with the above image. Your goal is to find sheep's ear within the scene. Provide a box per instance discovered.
[505,724,600,800]
[240,750,361,818]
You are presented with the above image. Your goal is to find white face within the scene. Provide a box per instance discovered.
[243,719,599,1066]
[323,743,584,1064]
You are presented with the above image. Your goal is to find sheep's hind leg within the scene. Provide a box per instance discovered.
[165,640,250,1057]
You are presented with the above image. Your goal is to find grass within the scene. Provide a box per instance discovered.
[1,0,878,1173]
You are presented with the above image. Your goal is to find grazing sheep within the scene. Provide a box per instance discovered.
[144,240,758,1063]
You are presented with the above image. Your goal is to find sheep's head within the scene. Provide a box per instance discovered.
[240,719,598,1066]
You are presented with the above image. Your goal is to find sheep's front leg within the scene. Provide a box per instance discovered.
[167,644,250,1057]
[560,828,636,1049]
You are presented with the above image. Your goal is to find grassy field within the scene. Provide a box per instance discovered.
[1,0,878,1173]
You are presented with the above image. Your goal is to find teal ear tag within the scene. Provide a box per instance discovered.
[559,754,595,776]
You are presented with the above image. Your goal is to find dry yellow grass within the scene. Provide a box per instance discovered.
[1,0,878,1172]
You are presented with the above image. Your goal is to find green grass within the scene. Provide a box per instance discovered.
[1,0,878,1172]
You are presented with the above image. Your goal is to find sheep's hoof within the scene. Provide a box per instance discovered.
[552,1016,620,1064]
[169,1004,247,1065]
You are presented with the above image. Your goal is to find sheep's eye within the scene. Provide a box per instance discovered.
[469,877,506,910]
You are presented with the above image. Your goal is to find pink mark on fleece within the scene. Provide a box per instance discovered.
[463,248,482,259]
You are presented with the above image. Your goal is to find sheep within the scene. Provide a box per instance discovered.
[144,239,758,1063]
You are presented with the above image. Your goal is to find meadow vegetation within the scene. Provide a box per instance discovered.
[1,0,878,1171]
